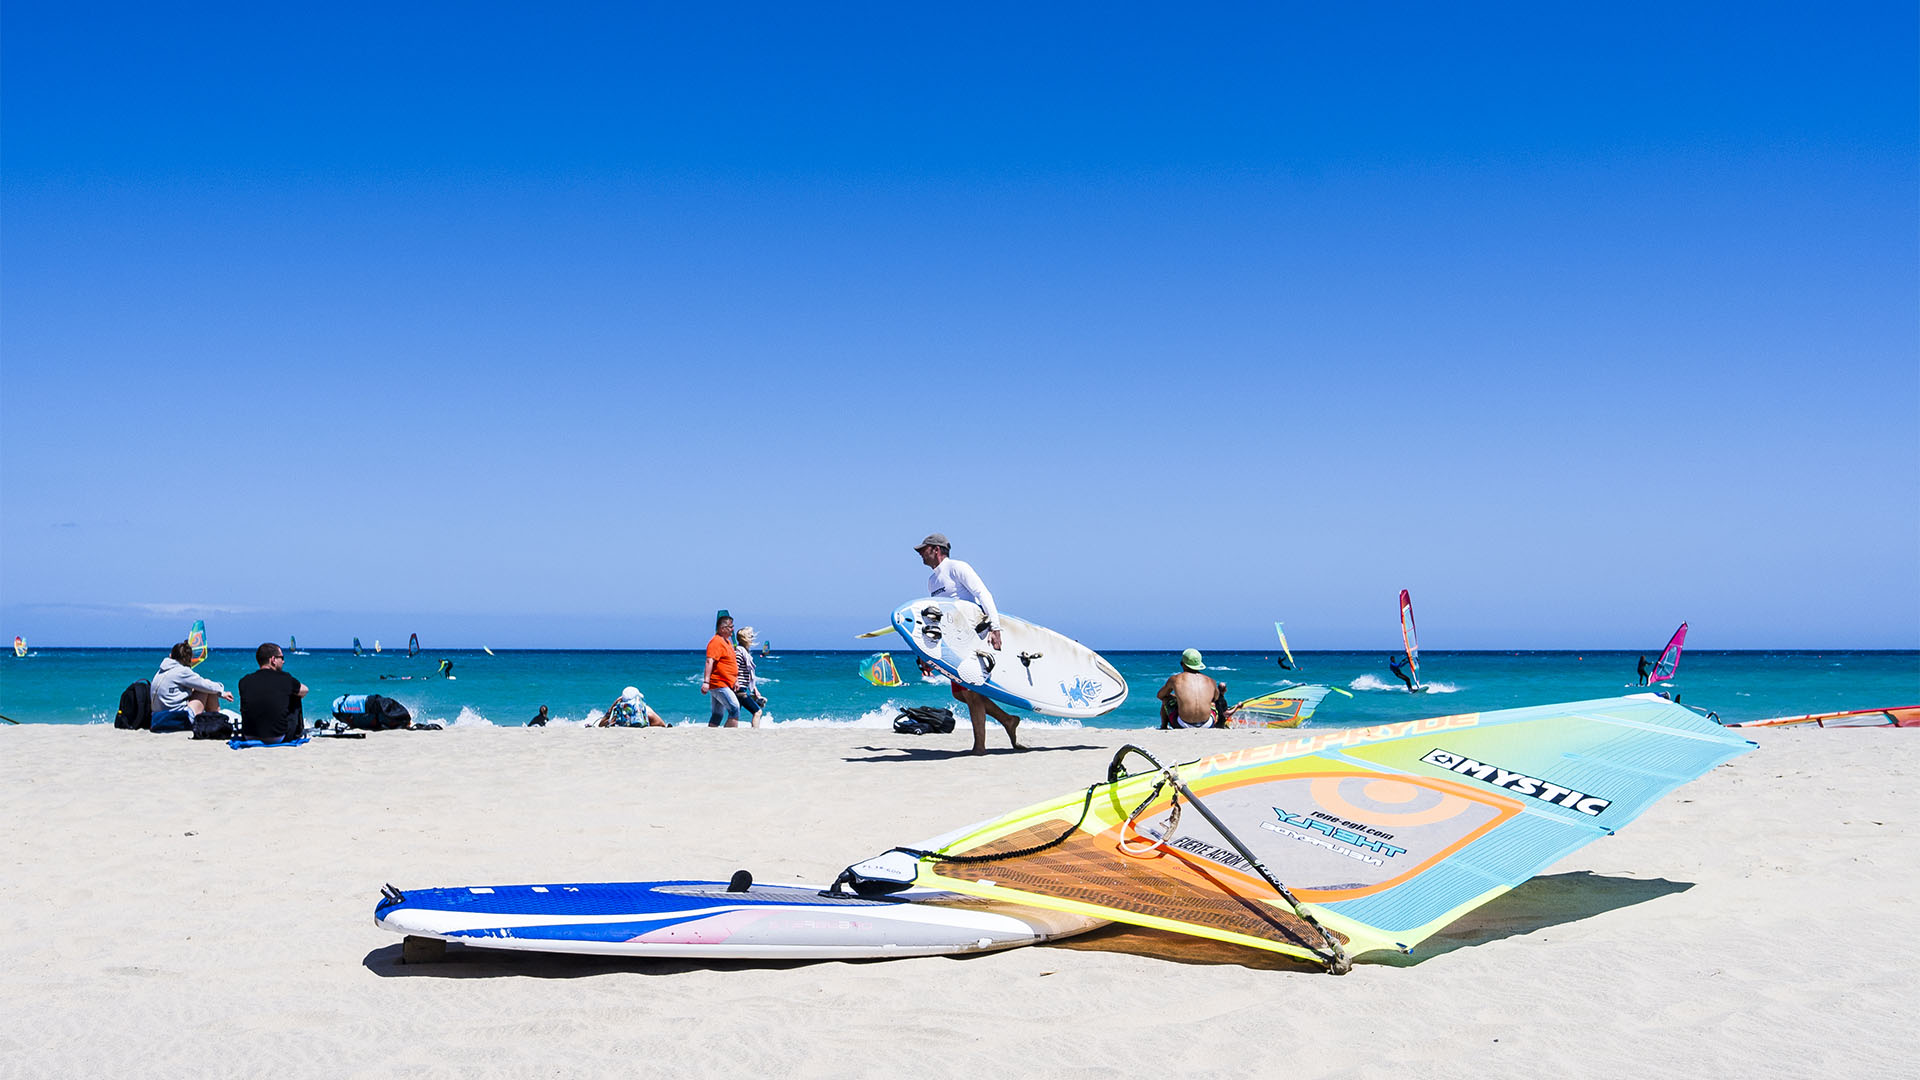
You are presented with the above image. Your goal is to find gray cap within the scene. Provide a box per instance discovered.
[914,533,950,552]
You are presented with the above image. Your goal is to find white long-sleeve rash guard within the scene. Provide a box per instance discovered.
[928,557,1001,632]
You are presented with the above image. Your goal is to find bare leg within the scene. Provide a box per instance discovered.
[965,696,989,754]
[187,690,220,716]
[983,700,1021,748]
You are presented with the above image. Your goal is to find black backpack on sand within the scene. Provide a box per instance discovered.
[114,681,151,730]
[893,705,956,736]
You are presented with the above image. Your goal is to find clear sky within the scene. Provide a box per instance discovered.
[3,3,1915,651]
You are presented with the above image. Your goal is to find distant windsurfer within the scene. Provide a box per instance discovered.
[437,658,453,678]
[1277,655,1296,671]
[914,533,1022,754]
[1157,649,1229,728]
[1388,653,1414,692]
[1636,655,1650,685]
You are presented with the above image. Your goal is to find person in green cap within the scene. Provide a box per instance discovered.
[1156,648,1230,729]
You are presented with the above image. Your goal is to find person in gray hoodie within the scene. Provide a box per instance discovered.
[149,642,233,733]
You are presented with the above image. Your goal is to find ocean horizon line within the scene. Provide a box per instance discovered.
[7,645,1916,655]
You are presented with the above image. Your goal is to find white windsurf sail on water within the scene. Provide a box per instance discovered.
[1274,622,1297,670]
[1399,590,1421,690]
[1648,623,1687,684]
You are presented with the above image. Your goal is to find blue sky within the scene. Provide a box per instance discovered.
[3,3,1915,650]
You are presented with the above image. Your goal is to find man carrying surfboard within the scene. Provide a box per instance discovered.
[914,534,1022,754]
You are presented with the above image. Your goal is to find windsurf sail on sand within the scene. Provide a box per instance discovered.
[12,636,25,658]
[1225,685,1341,729]
[1274,622,1297,670]
[1399,590,1421,689]
[1648,623,1687,684]
[859,652,903,687]
[408,633,420,658]
[187,620,208,667]
[837,695,1753,973]
[1728,705,1919,729]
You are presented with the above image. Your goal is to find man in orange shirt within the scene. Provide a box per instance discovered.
[700,610,742,728]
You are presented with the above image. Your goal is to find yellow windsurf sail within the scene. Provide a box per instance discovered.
[1225,685,1343,728]
[839,696,1753,972]
[1274,621,1296,670]
[187,620,208,667]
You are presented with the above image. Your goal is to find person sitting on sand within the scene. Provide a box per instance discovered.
[598,686,668,728]
[148,641,234,733]
[1157,649,1230,729]
[239,642,308,744]
[914,532,1022,754]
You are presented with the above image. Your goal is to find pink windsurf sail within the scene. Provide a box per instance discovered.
[1648,623,1687,684]
[1399,589,1421,689]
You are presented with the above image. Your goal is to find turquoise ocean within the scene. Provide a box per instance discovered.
[2,647,1914,729]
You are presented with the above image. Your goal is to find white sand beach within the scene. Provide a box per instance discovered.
[1,722,1912,1079]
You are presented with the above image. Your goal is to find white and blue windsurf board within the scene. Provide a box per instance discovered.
[374,879,1102,960]
[889,598,1127,719]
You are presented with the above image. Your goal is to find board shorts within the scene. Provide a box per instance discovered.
[149,706,194,733]
[708,687,740,725]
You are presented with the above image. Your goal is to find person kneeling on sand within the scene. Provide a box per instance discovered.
[148,641,234,733]
[598,686,668,728]
[1157,649,1229,729]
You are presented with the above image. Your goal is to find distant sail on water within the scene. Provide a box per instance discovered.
[1274,622,1297,670]
[860,652,903,687]
[1649,623,1687,684]
[12,636,25,658]
[1398,590,1421,689]
[187,620,208,667]
[353,637,363,656]
[408,633,420,658]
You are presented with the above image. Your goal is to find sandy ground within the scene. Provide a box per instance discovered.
[0,720,1913,1079]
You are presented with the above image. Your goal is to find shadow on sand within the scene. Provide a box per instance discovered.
[363,870,1691,979]
[1047,870,1693,972]
[363,941,1001,980]
[845,743,1103,762]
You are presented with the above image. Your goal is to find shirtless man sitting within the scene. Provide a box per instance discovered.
[1156,649,1230,729]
